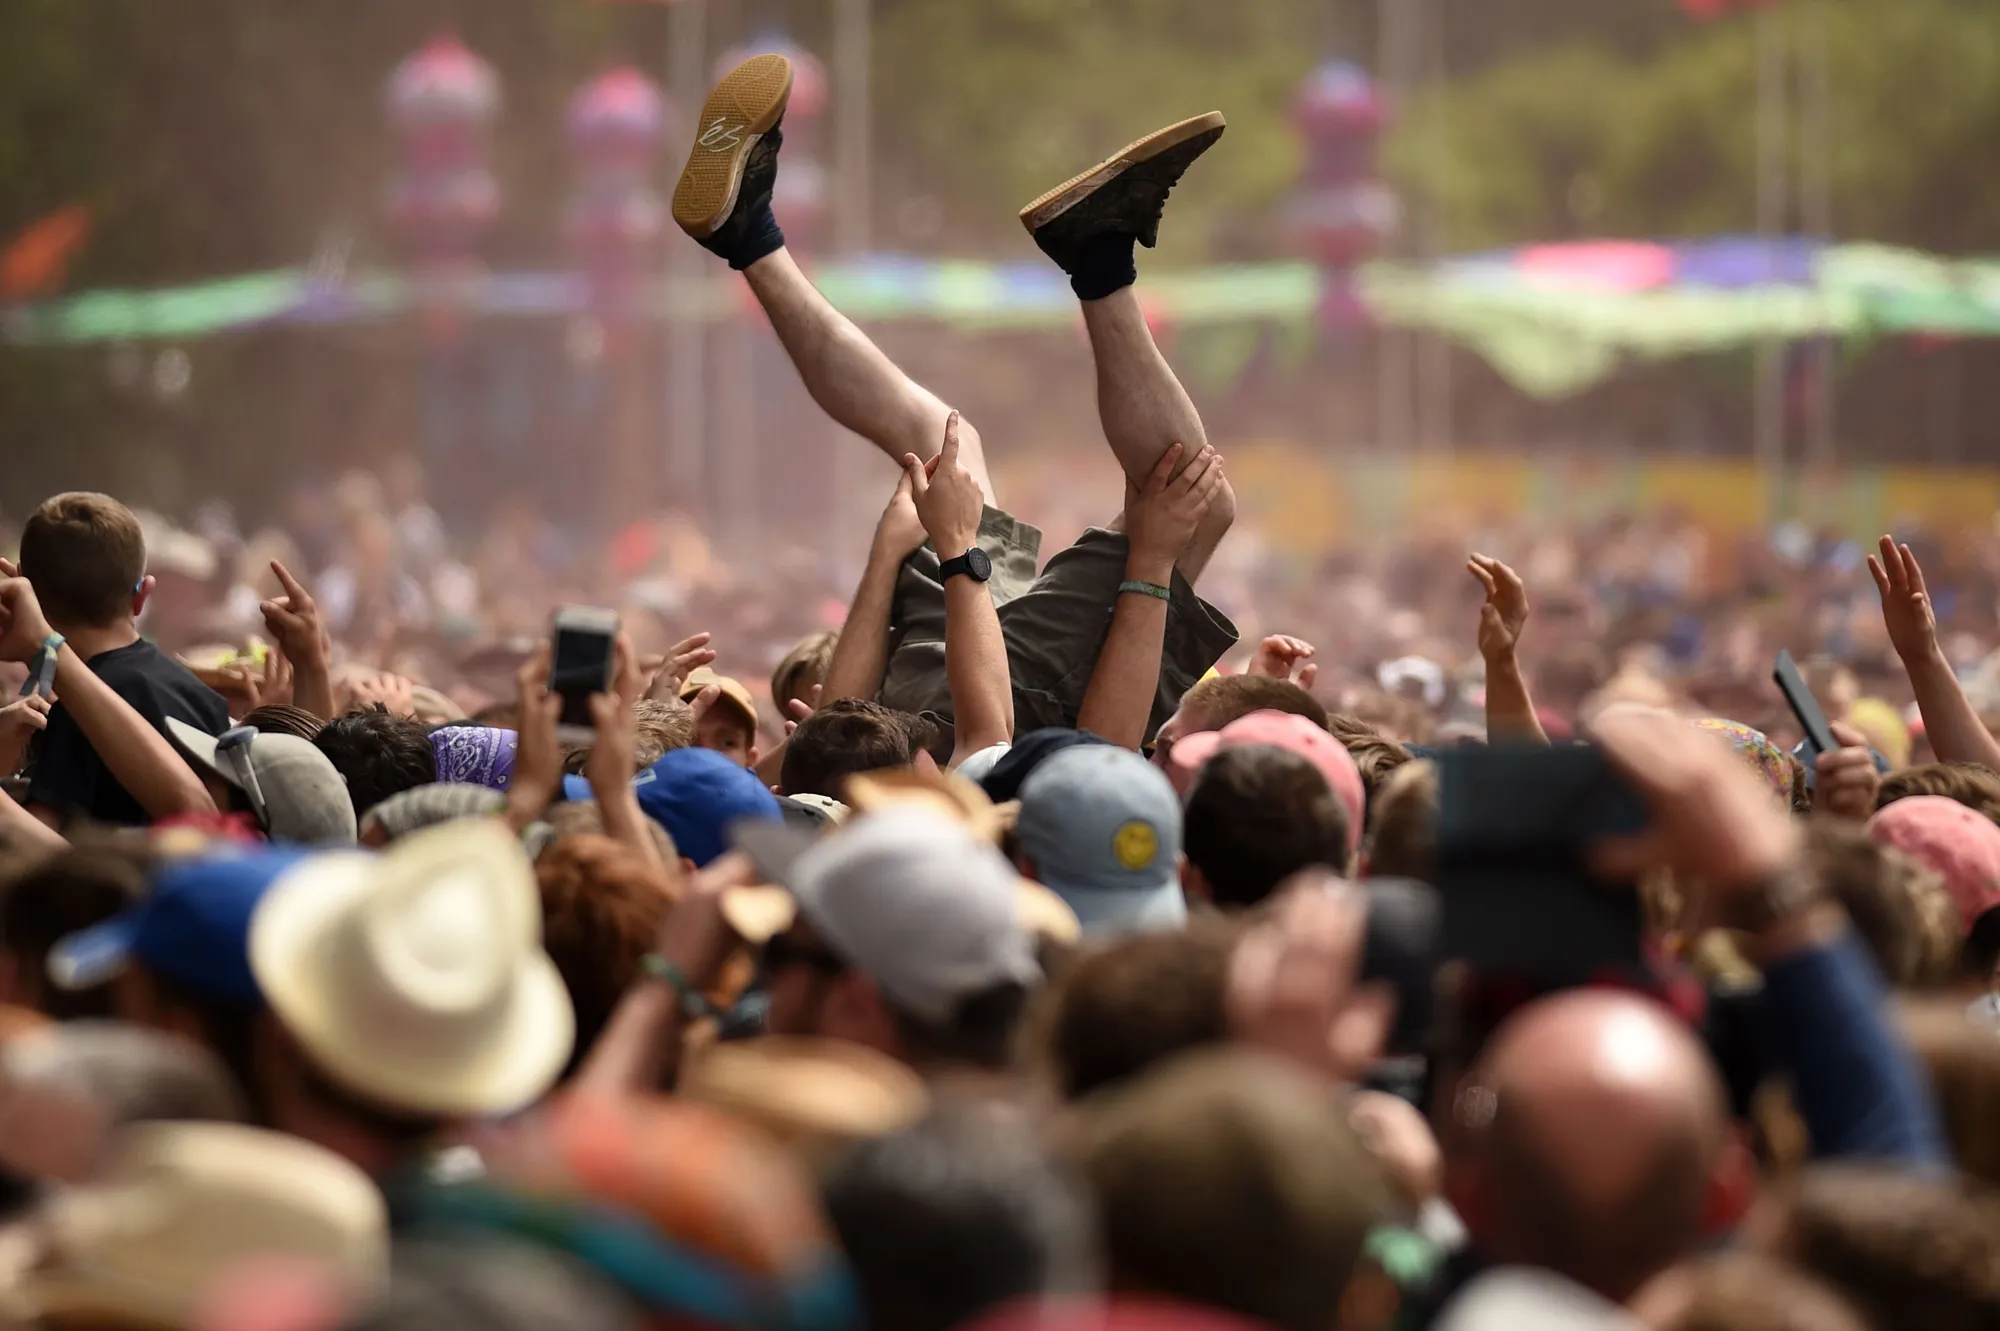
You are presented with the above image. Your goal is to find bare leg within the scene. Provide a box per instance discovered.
[742,248,996,506]
[1080,288,1235,582]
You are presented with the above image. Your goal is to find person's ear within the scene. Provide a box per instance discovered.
[912,750,941,778]
[1702,1126,1758,1237]
[132,575,156,617]
[1180,855,1211,905]
[747,743,761,769]
[679,857,699,880]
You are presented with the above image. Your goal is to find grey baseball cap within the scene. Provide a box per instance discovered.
[1016,745,1186,937]
[786,808,1042,1024]
[166,719,357,848]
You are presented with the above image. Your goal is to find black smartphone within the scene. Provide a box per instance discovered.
[549,606,619,742]
[1432,744,1649,977]
[1774,649,1840,757]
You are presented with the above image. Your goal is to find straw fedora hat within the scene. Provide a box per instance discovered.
[249,819,574,1119]
[2,1122,386,1330]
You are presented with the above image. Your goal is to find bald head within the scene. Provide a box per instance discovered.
[1452,990,1729,1304]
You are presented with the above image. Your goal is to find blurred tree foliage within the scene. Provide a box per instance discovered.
[1386,0,2000,252]
[1,0,1996,502]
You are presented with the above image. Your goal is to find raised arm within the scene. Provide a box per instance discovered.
[822,470,928,706]
[1594,709,1947,1169]
[1077,444,1224,749]
[1870,536,2000,770]
[1469,554,1550,745]
[575,850,753,1096]
[0,579,215,821]
[0,787,66,852]
[588,636,674,882]
[909,412,1013,765]
[260,562,334,721]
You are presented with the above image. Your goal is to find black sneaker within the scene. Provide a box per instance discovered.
[1019,112,1226,273]
[672,53,793,244]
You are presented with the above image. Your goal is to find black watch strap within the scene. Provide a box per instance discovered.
[939,546,993,584]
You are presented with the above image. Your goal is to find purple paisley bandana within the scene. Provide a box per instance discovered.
[429,726,519,792]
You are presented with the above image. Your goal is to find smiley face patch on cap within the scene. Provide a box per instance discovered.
[1113,820,1160,871]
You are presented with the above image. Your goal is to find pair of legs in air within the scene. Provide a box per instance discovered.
[672,54,1238,730]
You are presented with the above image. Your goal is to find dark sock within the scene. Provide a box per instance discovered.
[717,200,786,272]
[1069,231,1137,301]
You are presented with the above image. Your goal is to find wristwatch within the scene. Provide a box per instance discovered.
[939,547,993,585]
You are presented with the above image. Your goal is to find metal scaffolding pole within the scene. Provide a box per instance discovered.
[666,0,709,510]
[828,0,874,549]
[1799,0,1836,472]
[1753,4,1789,517]
[1377,0,1418,459]
[1416,0,1453,456]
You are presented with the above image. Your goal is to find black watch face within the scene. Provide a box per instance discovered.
[965,547,993,580]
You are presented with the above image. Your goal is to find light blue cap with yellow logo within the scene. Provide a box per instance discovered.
[1015,745,1186,938]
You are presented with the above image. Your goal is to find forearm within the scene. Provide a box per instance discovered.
[1076,556,1171,750]
[943,575,1013,763]
[597,784,669,879]
[291,663,335,722]
[821,543,903,703]
[753,737,788,790]
[52,650,215,818]
[1901,645,2000,768]
[0,793,65,852]
[1483,654,1550,745]
[575,982,684,1096]
[1752,907,1950,1168]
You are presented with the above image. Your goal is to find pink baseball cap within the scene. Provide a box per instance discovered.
[1868,795,2000,930]
[1170,710,1366,853]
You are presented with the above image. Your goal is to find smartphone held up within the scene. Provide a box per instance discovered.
[549,606,619,745]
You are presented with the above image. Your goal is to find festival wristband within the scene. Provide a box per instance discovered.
[18,634,64,700]
[1117,580,1172,603]
[639,952,718,1020]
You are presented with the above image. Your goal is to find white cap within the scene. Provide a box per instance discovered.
[790,809,1042,1024]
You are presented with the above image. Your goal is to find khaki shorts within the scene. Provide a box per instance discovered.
[878,505,1239,746]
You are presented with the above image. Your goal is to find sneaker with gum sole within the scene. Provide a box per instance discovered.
[1018,112,1226,273]
[673,53,794,242]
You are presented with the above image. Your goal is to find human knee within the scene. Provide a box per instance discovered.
[1197,475,1237,539]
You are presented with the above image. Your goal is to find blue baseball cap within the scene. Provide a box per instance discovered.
[632,747,781,867]
[1016,745,1186,937]
[47,847,312,1005]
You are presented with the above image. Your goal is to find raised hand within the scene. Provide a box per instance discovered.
[782,684,820,740]
[1225,869,1397,1084]
[244,644,296,712]
[645,632,718,703]
[585,634,641,798]
[1126,443,1224,580]
[1812,720,1882,824]
[1469,553,1530,662]
[0,694,51,776]
[0,579,56,666]
[874,468,930,561]
[1868,536,1939,664]
[259,562,330,679]
[347,671,418,718]
[505,644,564,829]
[1247,633,1318,690]
[904,411,984,559]
[1590,708,1801,895]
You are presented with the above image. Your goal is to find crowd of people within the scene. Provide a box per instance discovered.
[0,51,1997,1331]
